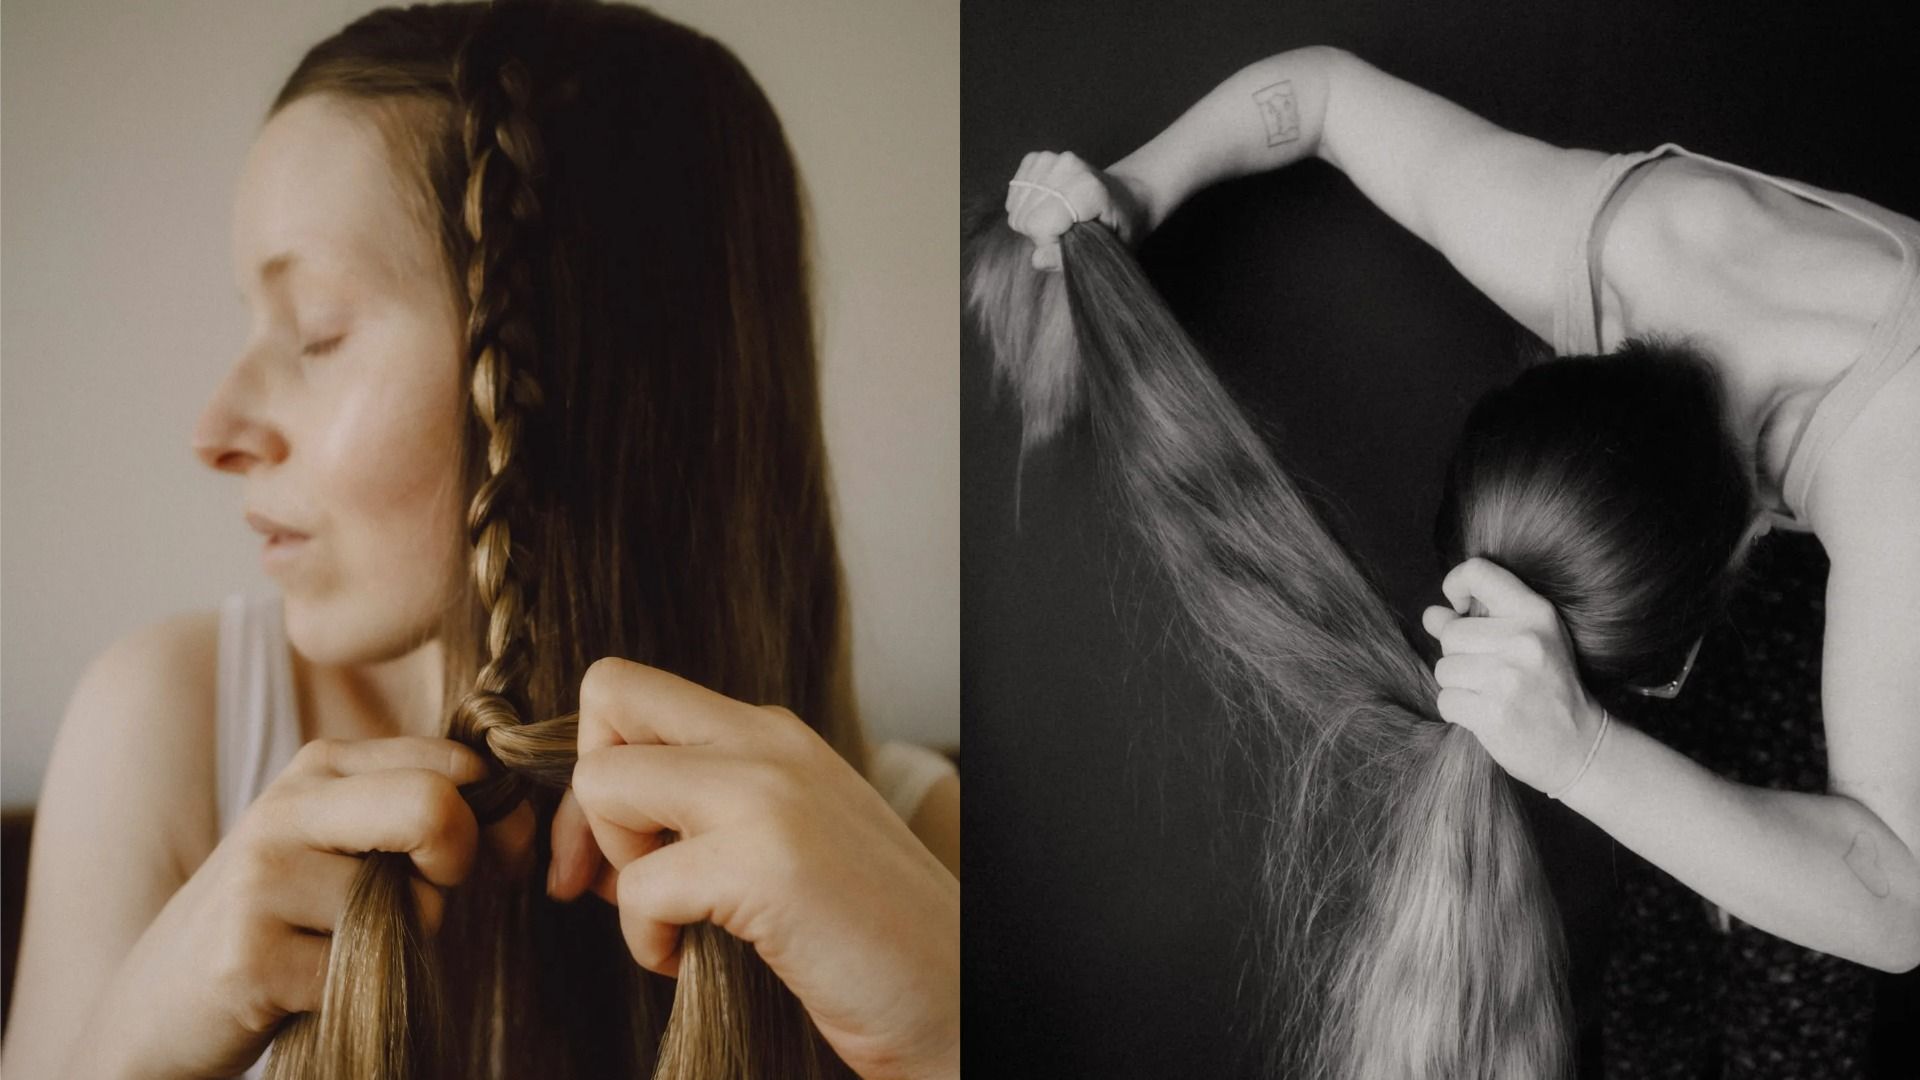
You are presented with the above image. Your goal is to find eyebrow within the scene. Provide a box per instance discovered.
[235,251,310,304]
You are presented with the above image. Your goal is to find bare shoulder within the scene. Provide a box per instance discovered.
[1598,155,1902,349]
[39,607,224,880]
[2,608,225,1075]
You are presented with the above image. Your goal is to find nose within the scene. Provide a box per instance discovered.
[191,360,287,474]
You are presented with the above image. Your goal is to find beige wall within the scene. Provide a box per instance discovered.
[0,0,958,805]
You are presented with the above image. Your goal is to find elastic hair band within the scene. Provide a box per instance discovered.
[1008,179,1080,224]
[1548,708,1610,801]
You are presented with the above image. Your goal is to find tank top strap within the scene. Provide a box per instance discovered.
[214,592,303,838]
[1550,143,1683,356]
[1554,142,1920,525]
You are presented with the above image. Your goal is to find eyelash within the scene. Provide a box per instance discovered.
[301,335,345,358]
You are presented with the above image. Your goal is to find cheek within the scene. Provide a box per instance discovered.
[312,355,466,595]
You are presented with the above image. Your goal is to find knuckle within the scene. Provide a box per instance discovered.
[579,655,627,711]
[403,772,474,849]
[571,750,612,807]
[291,737,338,774]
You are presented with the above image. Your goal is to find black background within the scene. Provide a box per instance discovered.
[961,1,1920,1076]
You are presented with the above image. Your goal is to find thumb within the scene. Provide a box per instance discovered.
[1421,604,1459,641]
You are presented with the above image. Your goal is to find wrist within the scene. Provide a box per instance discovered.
[1104,156,1170,237]
[1547,699,1611,801]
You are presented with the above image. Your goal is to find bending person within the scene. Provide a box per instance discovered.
[1002,43,1920,980]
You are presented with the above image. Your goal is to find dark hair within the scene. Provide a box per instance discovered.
[967,214,1569,1078]
[1437,339,1758,692]
[263,2,861,1077]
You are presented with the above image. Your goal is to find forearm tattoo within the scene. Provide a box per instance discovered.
[1252,80,1302,148]
[1844,832,1892,898]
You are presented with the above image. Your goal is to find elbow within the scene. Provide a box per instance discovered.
[1870,930,1920,974]
[1863,906,1920,974]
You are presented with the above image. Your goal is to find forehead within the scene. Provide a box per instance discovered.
[231,94,435,298]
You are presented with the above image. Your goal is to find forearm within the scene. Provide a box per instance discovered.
[1562,714,1920,971]
[1107,46,1343,231]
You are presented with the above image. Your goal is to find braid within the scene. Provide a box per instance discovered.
[447,0,561,826]
[265,8,578,1078]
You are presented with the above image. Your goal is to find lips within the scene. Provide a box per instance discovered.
[246,510,312,542]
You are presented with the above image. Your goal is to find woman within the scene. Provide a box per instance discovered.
[2,3,959,1078]
[990,43,1916,1074]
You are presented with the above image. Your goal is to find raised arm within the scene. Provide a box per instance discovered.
[1005,48,1611,341]
[1109,47,1608,341]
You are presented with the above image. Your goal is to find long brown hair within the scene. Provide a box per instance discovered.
[968,214,1759,1077]
[966,216,1568,1078]
[262,2,864,1076]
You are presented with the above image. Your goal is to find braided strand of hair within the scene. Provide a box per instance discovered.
[264,7,568,1077]
[447,0,554,826]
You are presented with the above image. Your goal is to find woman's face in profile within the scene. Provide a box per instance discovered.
[196,93,466,665]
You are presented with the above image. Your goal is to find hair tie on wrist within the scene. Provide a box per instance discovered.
[1548,708,1610,801]
[1008,179,1080,224]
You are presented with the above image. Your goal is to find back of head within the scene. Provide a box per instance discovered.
[265,3,857,1077]
[1437,338,1759,692]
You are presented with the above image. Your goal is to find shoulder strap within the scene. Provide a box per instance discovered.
[1550,143,1682,356]
[1553,143,1920,523]
[213,593,303,836]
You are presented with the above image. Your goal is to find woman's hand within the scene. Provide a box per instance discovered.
[71,737,532,1079]
[547,657,961,1080]
[1004,151,1152,271]
[1421,557,1607,795]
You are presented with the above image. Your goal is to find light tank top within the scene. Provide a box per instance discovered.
[1549,142,1920,531]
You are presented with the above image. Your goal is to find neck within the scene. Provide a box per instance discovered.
[295,634,447,741]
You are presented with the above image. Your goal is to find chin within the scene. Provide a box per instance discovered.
[279,585,445,667]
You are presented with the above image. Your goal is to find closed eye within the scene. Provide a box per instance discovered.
[302,334,346,357]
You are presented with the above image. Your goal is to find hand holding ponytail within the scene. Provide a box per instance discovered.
[1423,557,1610,795]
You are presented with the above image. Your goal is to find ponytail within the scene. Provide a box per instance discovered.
[966,217,1570,1078]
